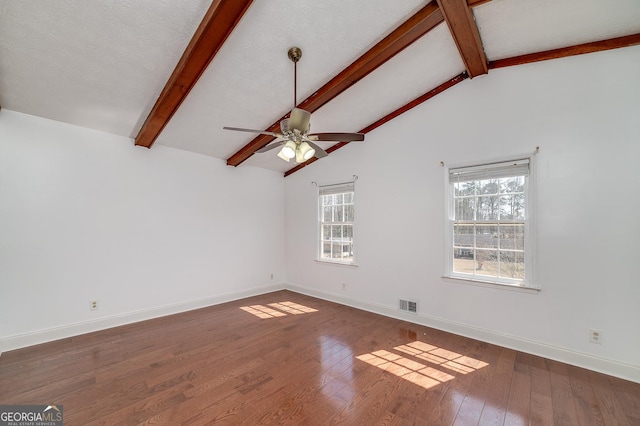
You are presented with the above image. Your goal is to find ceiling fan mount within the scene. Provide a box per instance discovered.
[223,46,364,164]
[287,46,302,63]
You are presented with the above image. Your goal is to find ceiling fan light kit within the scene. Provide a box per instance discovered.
[277,148,291,162]
[299,141,315,160]
[276,140,298,162]
[223,47,364,165]
[282,140,297,159]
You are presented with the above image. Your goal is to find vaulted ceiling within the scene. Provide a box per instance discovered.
[1,0,639,176]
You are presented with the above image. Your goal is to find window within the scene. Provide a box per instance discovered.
[445,158,534,288]
[319,182,355,264]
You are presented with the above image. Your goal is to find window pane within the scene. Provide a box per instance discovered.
[500,250,525,279]
[454,181,476,197]
[343,225,353,240]
[344,204,354,222]
[333,205,344,222]
[322,242,331,258]
[323,206,332,222]
[453,256,475,275]
[476,225,498,248]
[332,225,342,239]
[475,249,497,278]
[499,176,523,193]
[499,194,525,220]
[476,195,500,220]
[335,194,343,204]
[343,192,354,203]
[477,179,499,195]
[331,242,342,259]
[322,225,331,240]
[500,225,524,250]
[454,197,475,221]
[453,225,474,252]
[324,194,335,206]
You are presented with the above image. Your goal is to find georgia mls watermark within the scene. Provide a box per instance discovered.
[0,405,63,426]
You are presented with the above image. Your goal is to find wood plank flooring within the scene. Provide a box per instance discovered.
[1,290,638,425]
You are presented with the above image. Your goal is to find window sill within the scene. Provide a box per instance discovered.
[315,259,359,268]
[441,275,540,293]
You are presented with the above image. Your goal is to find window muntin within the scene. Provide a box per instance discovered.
[448,159,530,286]
[319,183,355,264]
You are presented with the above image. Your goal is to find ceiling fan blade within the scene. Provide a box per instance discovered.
[307,132,365,142]
[306,141,328,158]
[255,141,285,153]
[289,108,311,132]
[223,127,282,138]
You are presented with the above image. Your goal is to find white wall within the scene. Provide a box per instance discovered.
[284,46,640,382]
[0,110,286,350]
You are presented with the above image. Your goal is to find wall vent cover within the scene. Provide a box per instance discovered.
[399,299,417,313]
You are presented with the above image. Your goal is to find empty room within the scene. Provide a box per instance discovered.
[1,0,639,424]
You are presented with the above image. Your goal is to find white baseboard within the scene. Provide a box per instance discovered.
[285,283,640,384]
[0,284,284,355]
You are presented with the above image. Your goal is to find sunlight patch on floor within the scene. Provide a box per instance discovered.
[395,341,489,375]
[357,341,488,389]
[240,301,318,319]
[268,301,318,314]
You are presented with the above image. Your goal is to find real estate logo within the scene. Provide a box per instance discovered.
[0,405,63,426]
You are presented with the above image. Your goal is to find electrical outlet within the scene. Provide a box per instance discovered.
[90,300,99,311]
[589,328,602,344]
[342,283,347,291]
[270,273,274,280]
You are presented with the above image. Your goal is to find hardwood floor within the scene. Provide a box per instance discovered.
[1,290,639,425]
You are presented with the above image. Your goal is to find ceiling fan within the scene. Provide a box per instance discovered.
[223,47,365,164]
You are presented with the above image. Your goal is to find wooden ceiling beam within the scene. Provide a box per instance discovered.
[489,33,640,69]
[284,73,469,177]
[468,0,493,6]
[226,2,445,167]
[134,0,254,149]
[436,0,488,78]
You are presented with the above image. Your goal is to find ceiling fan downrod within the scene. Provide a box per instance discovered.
[288,47,302,109]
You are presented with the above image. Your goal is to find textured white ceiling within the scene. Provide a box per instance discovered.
[475,0,640,61]
[0,0,212,137]
[1,0,639,173]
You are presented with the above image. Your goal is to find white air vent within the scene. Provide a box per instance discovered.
[399,299,417,313]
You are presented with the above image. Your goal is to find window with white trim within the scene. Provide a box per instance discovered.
[319,182,355,264]
[445,158,534,287]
